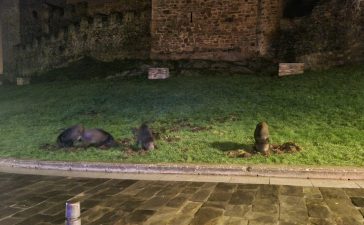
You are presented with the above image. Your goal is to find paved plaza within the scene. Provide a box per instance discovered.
[1,172,364,225]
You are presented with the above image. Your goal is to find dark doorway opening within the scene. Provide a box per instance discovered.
[32,10,38,19]
[283,0,320,19]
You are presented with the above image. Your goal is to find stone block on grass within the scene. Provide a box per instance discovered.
[148,68,170,80]
[279,63,304,77]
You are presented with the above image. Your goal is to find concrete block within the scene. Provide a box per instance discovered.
[279,63,305,77]
[148,68,170,80]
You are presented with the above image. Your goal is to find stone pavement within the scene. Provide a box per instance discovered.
[1,172,364,225]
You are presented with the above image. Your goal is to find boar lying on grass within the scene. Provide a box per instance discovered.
[57,125,116,149]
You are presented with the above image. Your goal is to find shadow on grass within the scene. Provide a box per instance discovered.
[210,141,254,152]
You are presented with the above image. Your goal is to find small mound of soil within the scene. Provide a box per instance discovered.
[227,142,301,158]
[118,138,133,146]
[271,142,302,154]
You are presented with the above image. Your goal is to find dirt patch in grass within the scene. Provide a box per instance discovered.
[171,119,210,132]
[117,138,153,158]
[214,112,242,123]
[143,120,208,144]
[159,119,212,133]
[271,142,302,154]
[216,141,302,158]
[39,143,87,152]
[151,128,181,143]
[130,125,181,144]
[117,138,133,149]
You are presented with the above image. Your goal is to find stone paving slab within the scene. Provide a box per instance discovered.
[355,181,364,188]
[0,172,364,225]
[159,174,231,183]
[310,179,361,188]
[230,176,270,185]
[270,177,313,187]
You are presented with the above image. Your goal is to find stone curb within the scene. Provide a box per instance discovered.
[0,158,363,180]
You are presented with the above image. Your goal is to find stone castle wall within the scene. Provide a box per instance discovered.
[150,0,281,61]
[19,0,67,44]
[66,0,150,16]
[256,0,282,56]
[0,24,3,75]
[0,0,21,81]
[15,1,151,77]
[2,0,364,79]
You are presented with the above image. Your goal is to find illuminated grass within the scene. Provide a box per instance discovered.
[0,63,363,166]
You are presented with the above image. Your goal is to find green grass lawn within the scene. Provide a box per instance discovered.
[0,64,363,166]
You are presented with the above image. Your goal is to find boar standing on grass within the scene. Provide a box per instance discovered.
[134,123,155,151]
[254,122,270,155]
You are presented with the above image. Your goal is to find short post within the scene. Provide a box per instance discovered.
[65,200,81,225]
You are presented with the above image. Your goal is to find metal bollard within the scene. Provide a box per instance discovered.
[65,200,81,225]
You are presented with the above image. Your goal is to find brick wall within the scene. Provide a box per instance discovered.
[151,0,282,61]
